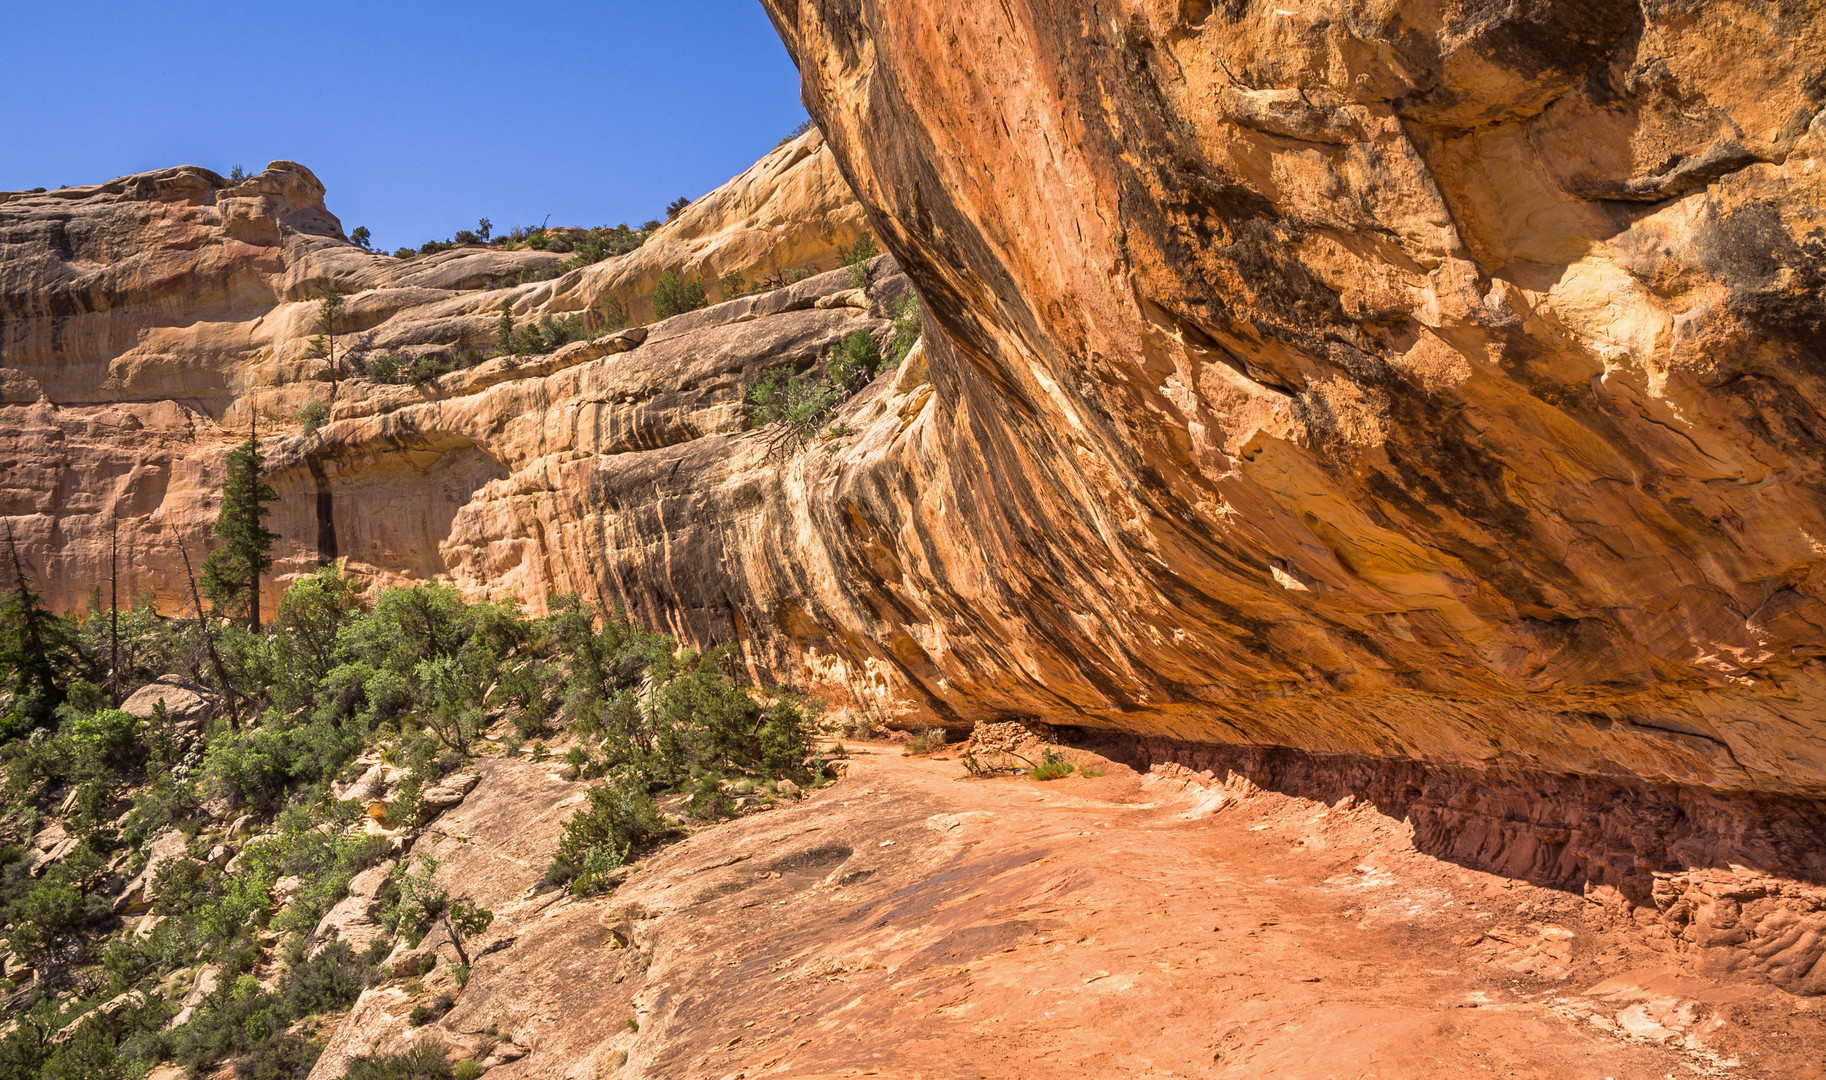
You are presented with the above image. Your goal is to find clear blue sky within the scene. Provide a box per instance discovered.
[0,1,806,251]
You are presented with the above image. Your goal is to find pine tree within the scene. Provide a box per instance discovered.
[0,520,67,732]
[303,277,343,396]
[201,418,280,631]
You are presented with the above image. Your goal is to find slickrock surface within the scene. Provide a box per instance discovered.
[308,746,1826,1079]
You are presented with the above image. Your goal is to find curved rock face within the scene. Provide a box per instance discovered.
[757,0,1826,795]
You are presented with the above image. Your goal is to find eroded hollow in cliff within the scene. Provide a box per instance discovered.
[273,433,509,584]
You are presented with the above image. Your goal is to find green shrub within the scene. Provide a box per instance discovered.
[842,234,879,290]
[887,293,922,368]
[596,295,632,331]
[775,117,815,148]
[749,329,885,444]
[1030,748,1076,781]
[549,771,664,892]
[365,354,403,383]
[651,270,708,320]
[559,225,649,270]
[903,728,947,756]
[344,1042,453,1080]
[293,401,330,435]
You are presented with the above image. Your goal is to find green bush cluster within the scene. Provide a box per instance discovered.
[749,328,891,444]
[0,561,822,1079]
[651,270,708,320]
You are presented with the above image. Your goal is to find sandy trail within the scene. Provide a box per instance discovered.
[318,744,1826,1079]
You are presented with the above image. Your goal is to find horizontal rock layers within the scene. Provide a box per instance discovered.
[0,132,873,623]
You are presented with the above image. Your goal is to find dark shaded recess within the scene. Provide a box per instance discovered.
[306,457,337,562]
[1067,730,1826,904]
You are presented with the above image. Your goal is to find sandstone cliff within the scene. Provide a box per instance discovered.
[4,3,1826,838]
[750,0,1826,800]
[0,130,871,622]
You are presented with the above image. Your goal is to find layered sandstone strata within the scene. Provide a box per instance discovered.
[0,130,870,620]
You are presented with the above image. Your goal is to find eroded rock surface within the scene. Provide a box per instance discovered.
[0,130,870,619]
[751,0,1826,794]
[308,747,1826,1079]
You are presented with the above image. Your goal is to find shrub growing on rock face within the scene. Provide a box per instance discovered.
[343,1042,454,1080]
[549,770,664,895]
[749,329,886,445]
[292,401,330,435]
[651,270,708,320]
[843,233,879,290]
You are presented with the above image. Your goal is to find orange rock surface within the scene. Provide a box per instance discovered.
[308,745,1826,1079]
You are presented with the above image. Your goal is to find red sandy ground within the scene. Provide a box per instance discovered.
[316,744,1826,1079]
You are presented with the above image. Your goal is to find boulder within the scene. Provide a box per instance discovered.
[26,822,78,877]
[167,965,218,1029]
[52,990,145,1044]
[309,894,388,957]
[113,829,191,914]
[226,814,254,840]
[120,677,216,730]
[206,844,233,867]
[420,785,468,814]
[333,762,390,802]
[307,860,395,957]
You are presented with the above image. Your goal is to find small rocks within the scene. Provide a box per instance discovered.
[25,822,78,877]
[272,876,305,905]
[776,779,801,798]
[206,844,234,867]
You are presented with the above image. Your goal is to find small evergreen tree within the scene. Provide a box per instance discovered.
[0,521,69,734]
[666,195,691,220]
[304,277,343,395]
[350,226,371,250]
[477,217,493,242]
[496,299,517,356]
[201,419,280,631]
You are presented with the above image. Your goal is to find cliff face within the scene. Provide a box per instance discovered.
[0,132,873,621]
[6,2,1826,805]
[755,0,1826,795]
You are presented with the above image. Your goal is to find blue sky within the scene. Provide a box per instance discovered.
[0,1,806,251]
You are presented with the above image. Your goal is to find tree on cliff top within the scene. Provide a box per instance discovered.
[201,418,280,631]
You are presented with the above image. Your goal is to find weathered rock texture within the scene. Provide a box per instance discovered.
[5,0,1826,903]
[0,130,870,619]
[749,0,1826,797]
